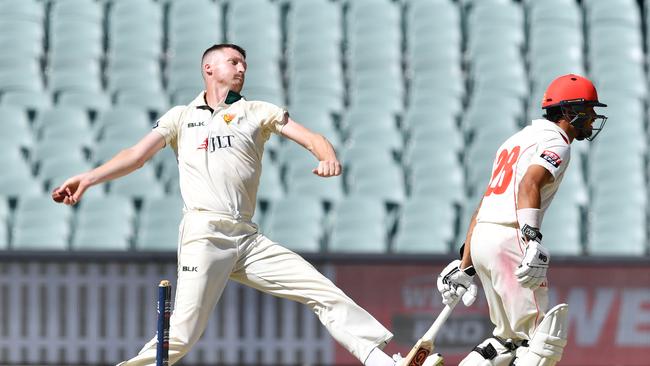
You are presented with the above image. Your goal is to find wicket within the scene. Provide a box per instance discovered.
[157,280,172,366]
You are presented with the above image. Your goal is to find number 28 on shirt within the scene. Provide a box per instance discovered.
[485,146,520,196]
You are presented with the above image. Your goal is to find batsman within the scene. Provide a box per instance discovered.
[436,74,607,365]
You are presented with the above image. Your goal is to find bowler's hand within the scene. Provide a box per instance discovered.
[312,160,342,177]
[52,173,92,205]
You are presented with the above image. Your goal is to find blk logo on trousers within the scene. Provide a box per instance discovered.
[182,266,198,272]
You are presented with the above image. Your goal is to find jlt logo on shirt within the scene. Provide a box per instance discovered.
[197,135,235,152]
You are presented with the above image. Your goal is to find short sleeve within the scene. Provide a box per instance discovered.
[250,101,288,136]
[152,106,185,149]
[531,136,570,178]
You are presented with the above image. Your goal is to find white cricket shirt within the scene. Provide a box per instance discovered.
[153,91,287,221]
[476,119,571,225]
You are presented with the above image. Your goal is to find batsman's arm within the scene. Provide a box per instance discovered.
[281,117,342,177]
[460,198,482,269]
[54,132,166,204]
[516,164,554,237]
[517,164,553,210]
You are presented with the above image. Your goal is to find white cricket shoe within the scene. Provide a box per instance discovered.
[392,352,444,366]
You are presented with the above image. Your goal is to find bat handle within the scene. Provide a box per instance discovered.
[422,298,460,341]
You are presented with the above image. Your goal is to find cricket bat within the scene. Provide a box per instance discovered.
[401,299,459,366]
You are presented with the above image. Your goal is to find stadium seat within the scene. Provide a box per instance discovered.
[73,196,135,250]
[284,160,344,203]
[96,105,151,130]
[136,196,183,251]
[140,196,184,227]
[0,106,33,147]
[264,195,324,229]
[405,119,464,154]
[168,1,222,35]
[11,227,69,251]
[49,21,103,47]
[586,0,641,27]
[48,70,102,94]
[275,140,319,167]
[14,194,73,227]
[289,70,344,108]
[11,195,73,251]
[32,137,88,163]
[57,90,111,113]
[588,200,646,256]
[0,219,7,249]
[97,123,152,147]
[135,225,178,251]
[342,144,395,170]
[108,164,165,199]
[0,194,8,219]
[407,0,460,42]
[34,106,90,135]
[327,196,388,253]
[38,158,92,191]
[542,200,582,255]
[115,90,169,114]
[257,157,284,203]
[50,0,102,21]
[91,140,130,166]
[0,167,42,197]
[72,226,131,251]
[328,195,389,229]
[265,225,322,253]
[393,197,455,254]
[0,18,43,42]
[77,193,135,218]
[408,159,465,204]
[346,124,403,152]
[167,66,204,95]
[1,90,52,112]
[263,195,324,252]
[227,1,281,63]
[0,0,645,259]
[328,225,386,253]
[288,106,337,133]
[347,161,406,204]
[528,0,581,25]
[0,0,44,23]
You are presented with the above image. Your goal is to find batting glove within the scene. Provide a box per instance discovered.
[514,225,550,290]
[437,259,478,307]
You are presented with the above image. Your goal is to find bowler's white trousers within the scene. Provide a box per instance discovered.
[470,222,549,341]
[118,211,393,365]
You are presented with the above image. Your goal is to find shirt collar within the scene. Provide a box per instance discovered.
[191,90,244,112]
[532,118,570,143]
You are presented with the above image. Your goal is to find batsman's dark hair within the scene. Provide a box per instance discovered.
[543,106,563,122]
[202,44,247,62]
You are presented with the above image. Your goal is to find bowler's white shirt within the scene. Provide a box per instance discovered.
[153,91,287,221]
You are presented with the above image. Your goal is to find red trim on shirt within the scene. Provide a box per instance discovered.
[560,133,569,144]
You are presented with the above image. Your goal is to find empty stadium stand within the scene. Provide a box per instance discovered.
[0,0,646,256]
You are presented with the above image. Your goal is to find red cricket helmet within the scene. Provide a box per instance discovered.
[541,74,607,109]
[541,74,608,141]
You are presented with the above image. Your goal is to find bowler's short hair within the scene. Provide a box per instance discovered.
[202,44,246,63]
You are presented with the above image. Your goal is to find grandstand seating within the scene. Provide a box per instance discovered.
[0,0,646,256]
